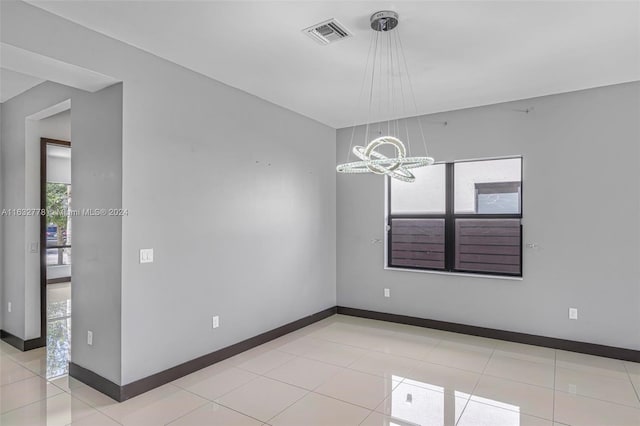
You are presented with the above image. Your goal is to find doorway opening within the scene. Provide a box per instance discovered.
[40,131,72,378]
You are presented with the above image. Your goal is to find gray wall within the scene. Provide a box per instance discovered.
[0,81,123,384]
[3,0,336,385]
[0,102,3,331]
[337,82,640,351]
[71,84,123,384]
[120,69,336,383]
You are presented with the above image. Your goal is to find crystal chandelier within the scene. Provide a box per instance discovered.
[336,11,434,183]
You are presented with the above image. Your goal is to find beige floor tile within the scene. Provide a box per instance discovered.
[555,366,640,408]
[310,326,383,349]
[68,411,122,426]
[359,411,400,426]
[168,402,262,425]
[217,376,307,422]
[404,361,481,395]
[8,348,47,365]
[50,376,118,410]
[370,333,440,360]
[624,361,640,395]
[348,351,420,380]
[0,375,64,414]
[457,400,552,426]
[100,384,208,426]
[555,350,628,379]
[226,346,273,366]
[0,392,97,426]
[554,391,640,426]
[315,368,400,409]
[236,350,295,375]
[172,366,258,401]
[625,361,640,376]
[303,341,368,367]
[270,393,370,426]
[265,356,343,390]
[274,337,325,356]
[21,358,48,378]
[374,381,468,425]
[630,378,640,398]
[0,357,36,385]
[471,375,553,420]
[492,341,556,366]
[438,333,499,350]
[0,342,22,357]
[484,354,554,388]
[423,342,493,373]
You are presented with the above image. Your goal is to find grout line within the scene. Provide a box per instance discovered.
[262,388,310,424]
[623,362,640,404]
[161,384,265,425]
[481,371,555,391]
[358,411,377,426]
[453,344,496,426]
[175,360,312,425]
[308,389,385,412]
[552,348,557,423]
[0,385,68,417]
[554,388,640,409]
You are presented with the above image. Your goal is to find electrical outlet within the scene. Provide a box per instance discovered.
[8,302,12,313]
[384,288,390,298]
[212,316,220,329]
[569,308,578,320]
[87,330,93,345]
[139,248,154,264]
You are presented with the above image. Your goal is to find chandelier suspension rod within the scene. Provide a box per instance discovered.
[364,28,381,151]
[336,10,434,183]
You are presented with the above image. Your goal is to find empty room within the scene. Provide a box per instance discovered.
[0,1,639,425]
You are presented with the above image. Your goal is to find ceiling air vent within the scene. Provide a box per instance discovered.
[303,18,352,45]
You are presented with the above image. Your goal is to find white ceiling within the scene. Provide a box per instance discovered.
[0,68,44,103]
[1,42,121,96]
[22,1,640,128]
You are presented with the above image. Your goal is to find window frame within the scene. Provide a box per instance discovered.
[386,156,523,278]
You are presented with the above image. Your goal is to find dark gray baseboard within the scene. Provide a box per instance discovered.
[61,304,640,402]
[69,306,337,402]
[1,329,45,351]
[69,362,121,401]
[337,306,640,363]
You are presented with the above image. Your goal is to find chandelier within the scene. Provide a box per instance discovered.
[336,11,434,183]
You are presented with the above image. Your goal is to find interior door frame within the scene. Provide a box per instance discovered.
[39,137,72,348]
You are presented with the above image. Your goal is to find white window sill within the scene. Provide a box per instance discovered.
[384,266,523,281]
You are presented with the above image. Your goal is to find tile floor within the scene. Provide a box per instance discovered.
[1,314,639,425]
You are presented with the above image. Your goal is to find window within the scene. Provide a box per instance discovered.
[388,157,522,277]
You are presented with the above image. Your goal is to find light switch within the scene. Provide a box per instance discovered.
[140,248,154,264]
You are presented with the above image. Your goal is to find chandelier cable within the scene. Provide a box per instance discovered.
[364,28,380,152]
[336,10,435,183]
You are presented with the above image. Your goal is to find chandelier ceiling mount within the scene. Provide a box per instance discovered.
[336,10,435,183]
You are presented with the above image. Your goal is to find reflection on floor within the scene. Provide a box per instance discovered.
[47,282,71,378]
[1,314,639,425]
